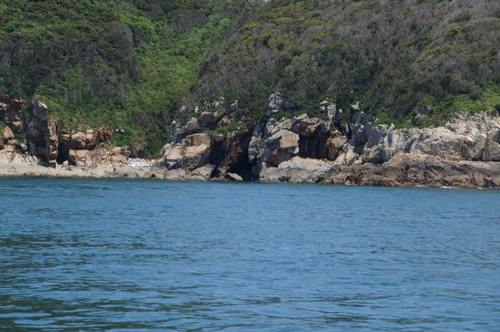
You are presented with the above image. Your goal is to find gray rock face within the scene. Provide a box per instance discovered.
[266,92,284,117]
[249,112,342,178]
[325,153,500,189]
[198,112,218,129]
[129,141,147,159]
[360,111,500,163]
[242,109,500,187]
[190,164,216,181]
[260,156,335,184]
[169,121,178,143]
[31,95,48,122]
[160,133,213,171]
[69,128,111,151]
[180,117,201,136]
[26,96,51,158]
[45,120,59,167]
[68,146,127,168]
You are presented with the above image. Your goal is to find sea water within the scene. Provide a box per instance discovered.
[0,177,499,331]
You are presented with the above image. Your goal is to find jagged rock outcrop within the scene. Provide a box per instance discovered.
[161,133,219,171]
[0,94,129,168]
[160,94,500,188]
[0,96,24,133]
[69,127,111,151]
[249,104,340,177]
[45,120,59,167]
[160,99,255,180]
[4,90,500,188]
[25,96,50,158]
[359,111,500,163]
[266,92,284,117]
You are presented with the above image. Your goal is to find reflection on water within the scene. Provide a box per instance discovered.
[1,178,499,331]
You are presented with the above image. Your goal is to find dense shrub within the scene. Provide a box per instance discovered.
[2,0,500,157]
[181,0,500,122]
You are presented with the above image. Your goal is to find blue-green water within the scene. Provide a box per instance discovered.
[1,177,499,331]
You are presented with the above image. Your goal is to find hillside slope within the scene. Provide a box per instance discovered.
[0,0,249,155]
[1,0,500,157]
[182,0,500,124]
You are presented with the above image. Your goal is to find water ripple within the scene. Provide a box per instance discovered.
[0,179,499,331]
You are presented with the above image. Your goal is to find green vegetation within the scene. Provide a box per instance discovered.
[0,0,250,156]
[2,0,500,156]
[183,0,500,126]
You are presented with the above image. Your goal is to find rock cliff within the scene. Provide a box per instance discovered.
[4,92,500,188]
[157,94,500,188]
[1,95,127,168]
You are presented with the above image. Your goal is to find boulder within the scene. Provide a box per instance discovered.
[68,149,88,167]
[260,156,336,184]
[162,144,184,169]
[68,146,127,167]
[185,133,211,146]
[161,133,213,171]
[180,117,200,136]
[70,130,97,150]
[229,101,238,112]
[225,172,243,181]
[291,116,329,137]
[190,164,216,181]
[2,126,14,143]
[326,136,347,161]
[164,168,188,180]
[261,127,298,166]
[198,112,217,129]
[279,131,299,152]
[129,141,147,158]
[183,144,211,170]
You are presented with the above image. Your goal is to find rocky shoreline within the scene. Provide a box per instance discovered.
[3,94,500,188]
[2,154,500,190]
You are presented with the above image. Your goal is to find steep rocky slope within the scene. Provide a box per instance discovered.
[157,94,500,188]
